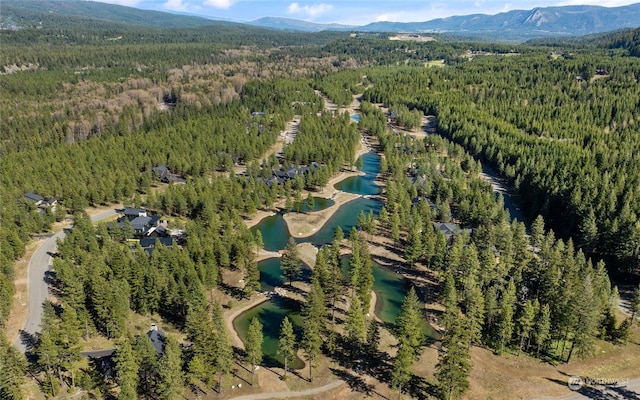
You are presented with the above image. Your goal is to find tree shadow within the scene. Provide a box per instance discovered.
[18,330,39,358]
[330,367,376,396]
[219,281,246,301]
[406,374,440,400]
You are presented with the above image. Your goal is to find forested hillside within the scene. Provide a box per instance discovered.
[360,53,640,276]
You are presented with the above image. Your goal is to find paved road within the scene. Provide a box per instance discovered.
[229,380,344,400]
[532,377,640,400]
[14,210,119,353]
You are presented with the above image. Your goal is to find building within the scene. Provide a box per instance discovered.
[24,192,57,212]
[152,165,186,184]
[148,323,166,355]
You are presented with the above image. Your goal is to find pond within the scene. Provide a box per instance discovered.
[340,256,437,338]
[257,257,311,292]
[334,152,381,196]
[239,151,431,369]
[233,296,305,369]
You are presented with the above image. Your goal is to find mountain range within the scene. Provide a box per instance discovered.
[248,4,640,39]
[2,1,640,41]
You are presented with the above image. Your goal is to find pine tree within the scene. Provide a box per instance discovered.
[115,337,140,400]
[280,238,302,286]
[567,275,600,362]
[464,283,485,345]
[405,225,423,266]
[396,287,425,356]
[37,329,60,397]
[212,302,233,392]
[245,317,263,385]
[517,299,538,352]
[366,321,381,355]
[244,259,261,297]
[631,284,640,325]
[278,317,295,378]
[0,333,26,400]
[134,334,158,397]
[302,275,325,382]
[345,295,367,352]
[534,303,551,357]
[496,281,516,353]
[305,192,315,213]
[254,230,263,256]
[157,337,183,400]
[391,338,414,396]
[531,215,545,250]
[435,309,472,400]
[391,287,426,396]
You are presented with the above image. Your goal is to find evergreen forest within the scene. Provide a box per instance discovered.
[1,4,640,399]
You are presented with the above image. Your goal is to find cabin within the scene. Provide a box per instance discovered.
[434,222,472,242]
[152,165,186,184]
[24,192,57,212]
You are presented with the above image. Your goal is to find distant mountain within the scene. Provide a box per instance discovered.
[2,1,639,42]
[248,17,355,32]
[0,0,219,29]
[359,5,640,39]
[249,4,640,41]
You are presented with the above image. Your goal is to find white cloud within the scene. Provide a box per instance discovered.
[287,2,333,19]
[204,0,236,9]
[375,12,401,22]
[163,0,189,12]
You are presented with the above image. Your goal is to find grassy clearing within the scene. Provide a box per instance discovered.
[424,59,446,67]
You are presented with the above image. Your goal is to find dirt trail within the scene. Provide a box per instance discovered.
[229,380,345,400]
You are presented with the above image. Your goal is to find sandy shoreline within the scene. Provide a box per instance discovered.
[225,294,271,348]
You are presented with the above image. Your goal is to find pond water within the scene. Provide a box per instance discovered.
[286,196,335,213]
[233,296,305,369]
[257,257,311,292]
[340,256,436,338]
[334,152,381,196]
[239,152,428,369]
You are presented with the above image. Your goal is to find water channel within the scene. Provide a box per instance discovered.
[235,152,428,368]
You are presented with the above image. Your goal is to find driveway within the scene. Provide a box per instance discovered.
[14,210,119,353]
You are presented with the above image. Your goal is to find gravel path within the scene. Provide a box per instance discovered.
[228,380,345,400]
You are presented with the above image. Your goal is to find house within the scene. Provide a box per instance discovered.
[152,165,186,184]
[144,225,168,238]
[25,192,57,212]
[434,222,471,242]
[148,323,166,355]
[434,222,460,239]
[118,207,148,220]
[139,236,174,249]
[129,215,161,236]
[139,236,174,256]
[25,192,44,206]
[115,208,166,237]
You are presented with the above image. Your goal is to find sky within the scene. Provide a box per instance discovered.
[94,0,640,25]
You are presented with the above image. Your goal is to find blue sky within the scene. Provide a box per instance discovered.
[95,0,640,25]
